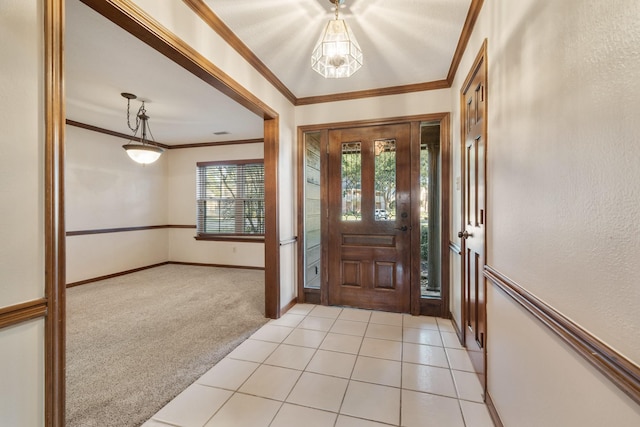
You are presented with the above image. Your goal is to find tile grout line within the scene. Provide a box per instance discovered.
[399,314,405,427]
[271,306,341,427]
[223,316,300,427]
[439,322,469,427]
[148,306,492,427]
[236,326,289,427]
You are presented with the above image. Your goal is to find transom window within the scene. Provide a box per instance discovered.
[196,160,265,237]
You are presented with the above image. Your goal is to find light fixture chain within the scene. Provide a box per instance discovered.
[125,97,140,134]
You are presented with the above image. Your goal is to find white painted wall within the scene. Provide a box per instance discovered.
[65,125,169,283]
[450,0,640,424]
[0,0,45,423]
[131,0,298,309]
[167,144,265,268]
[0,0,45,308]
[0,320,45,427]
[295,89,452,126]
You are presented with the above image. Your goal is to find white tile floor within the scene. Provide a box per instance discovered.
[143,304,495,427]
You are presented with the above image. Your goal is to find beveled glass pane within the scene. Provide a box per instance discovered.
[374,139,396,221]
[420,124,441,299]
[304,132,322,289]
[341,142,362,221]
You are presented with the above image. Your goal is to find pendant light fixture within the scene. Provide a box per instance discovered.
[121,92,164,165]
[311,0,363,79]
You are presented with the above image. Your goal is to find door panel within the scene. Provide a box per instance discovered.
[461,49,487,383]
[328,124,411,312]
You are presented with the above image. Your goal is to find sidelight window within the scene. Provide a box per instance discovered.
[420,123,441,298]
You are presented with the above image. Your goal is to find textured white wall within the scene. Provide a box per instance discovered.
[0,320,45,427]
[485,0,640,362]
[0,0,45,424]
[166,144,265,268]
[295,89,452,126]
[0,0,45,307]
[488,284,640,426]
[65,125,169,282]
[450,0,640,424]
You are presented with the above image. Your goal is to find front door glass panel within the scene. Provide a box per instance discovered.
[341,142,362,221]
[374,139,396,221]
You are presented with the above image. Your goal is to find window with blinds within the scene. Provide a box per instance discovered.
[196,160,265,236]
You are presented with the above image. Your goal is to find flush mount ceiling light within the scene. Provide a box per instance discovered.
[121,92,164,165]
[311,0,363,79]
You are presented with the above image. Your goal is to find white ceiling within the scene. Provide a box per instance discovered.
[65,0,265,145]
[205,0,472,98]
[65,0,472,145]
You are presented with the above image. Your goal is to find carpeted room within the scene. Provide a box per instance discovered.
[64,128,268,427]
[65,264,267,427]
[63,2,271,424]
[64,51,268,427]
[64,125,267,426]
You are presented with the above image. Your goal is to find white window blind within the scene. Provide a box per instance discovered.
[196,160,265,236]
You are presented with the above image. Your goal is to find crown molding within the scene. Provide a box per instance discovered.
[183,0,486,106]
[181,0,296,105]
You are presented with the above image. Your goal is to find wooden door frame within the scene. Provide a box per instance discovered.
[297,113,451,317]
[459,39,488,381]
[47,0,282,424]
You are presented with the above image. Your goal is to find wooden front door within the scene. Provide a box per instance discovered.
[327,124,411,312]
[461,43,487,381]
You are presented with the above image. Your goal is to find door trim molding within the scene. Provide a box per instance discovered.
[45,0,66,424]
[484,265,640,406]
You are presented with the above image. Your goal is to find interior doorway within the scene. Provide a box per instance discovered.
[298,115,451,317]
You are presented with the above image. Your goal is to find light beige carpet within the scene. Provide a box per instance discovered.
[66,264,267,427]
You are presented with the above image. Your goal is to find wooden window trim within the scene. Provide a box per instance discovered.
[197,158,263,167]
[197,159,265,237]
[194,235,265,243]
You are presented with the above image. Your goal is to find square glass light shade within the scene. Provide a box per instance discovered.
[122,144,164,164]
[311,19,363,78]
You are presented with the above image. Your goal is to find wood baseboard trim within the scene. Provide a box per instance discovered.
[66,261,266,288]
[168,261,265,271]
[280,297,298,315]
[66,224,195,236]
[449,311,464,345]
[485,391,504,427]
[66,262,170,288]
[484,265,640,406]
[0,299,48,330]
